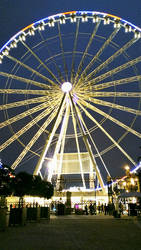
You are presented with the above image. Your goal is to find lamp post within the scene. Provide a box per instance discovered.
[107,175,113,203]
[94,178,97,214]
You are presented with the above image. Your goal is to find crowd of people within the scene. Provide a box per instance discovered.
[84,202,116,215]
[51,200,141,217]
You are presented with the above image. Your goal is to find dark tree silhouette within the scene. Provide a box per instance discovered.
[31,175,54,199]
[13,172,54,200]
[0,163,15,196]
[12,172,33,197]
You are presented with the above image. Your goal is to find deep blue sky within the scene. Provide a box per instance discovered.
[0,0,141,48]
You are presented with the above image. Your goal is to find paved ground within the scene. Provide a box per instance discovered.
[0,214,141,250]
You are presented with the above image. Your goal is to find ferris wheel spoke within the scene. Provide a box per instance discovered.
[11,108,59,170]
[94,117,139,158]
[87,97,141,116]
[0,89,51,95]
[21,41,61,86]
[0,101,54,128]
[70,101,86,188]
[85,37,138,81]
[0,71,52,90]
[77,101,136,166]
[92,75,141,91]
[0,105,57,152]
[7,55,53,87]
[0,96,50,110]
[38,30,65,83]
[74,20,101,85]
[82,55,141,88]
[78,98,141,138]
[92,92,141,98]
[77,27,120,86]
[70,19,80,82]
[75,105,111,177]
[57,22,68,81]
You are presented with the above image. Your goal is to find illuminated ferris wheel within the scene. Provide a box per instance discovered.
[0,11,141,192]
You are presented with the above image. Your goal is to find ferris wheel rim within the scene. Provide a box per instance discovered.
[0,10,141,56]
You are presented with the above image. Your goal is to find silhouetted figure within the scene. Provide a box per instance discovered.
[89,203,94,215]
[101,204,104,213]
[104,203,108,215]
[119,202,123,215]
[93,203,96,215]
[98,205,101,214]
[85,205,88,215]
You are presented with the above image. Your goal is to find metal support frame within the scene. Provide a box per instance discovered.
[69,93,105,192]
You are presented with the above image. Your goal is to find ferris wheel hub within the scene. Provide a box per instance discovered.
[61,82,72,93]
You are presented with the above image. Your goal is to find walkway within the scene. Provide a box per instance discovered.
[0,214,141,250]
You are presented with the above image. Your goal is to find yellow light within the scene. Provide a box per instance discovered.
[130,178,135,185]
[123,182,126,187]
[125,165,130,171]
[61,82,72,93]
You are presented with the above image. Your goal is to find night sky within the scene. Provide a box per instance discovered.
[0,0,141,185]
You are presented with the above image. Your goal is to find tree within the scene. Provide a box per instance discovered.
[31,175,54,199]
[0,162,15,196]
[13,172,54,200]
[12,172,33,197]
[40,180,54,199]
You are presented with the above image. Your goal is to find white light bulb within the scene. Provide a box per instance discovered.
[61,82,72,93]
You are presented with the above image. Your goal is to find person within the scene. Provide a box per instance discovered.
[93,203,96,215]
[89,203,94,215]
[101,203,104,213]
[98,204,101,214]
[104,203,107,215]
[51,202,54,211]
[85,204,88,215]
[119,202,123,215]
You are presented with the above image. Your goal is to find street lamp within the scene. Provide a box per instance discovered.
[107,175,113,203]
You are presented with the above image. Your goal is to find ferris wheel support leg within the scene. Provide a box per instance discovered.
[33,94,66,176]
[71,103,86,189]
[49,102,70,183]
[56,104,70,189]
[69,94,105,193]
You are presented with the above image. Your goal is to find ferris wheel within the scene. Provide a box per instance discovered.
[0,11,141,192]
